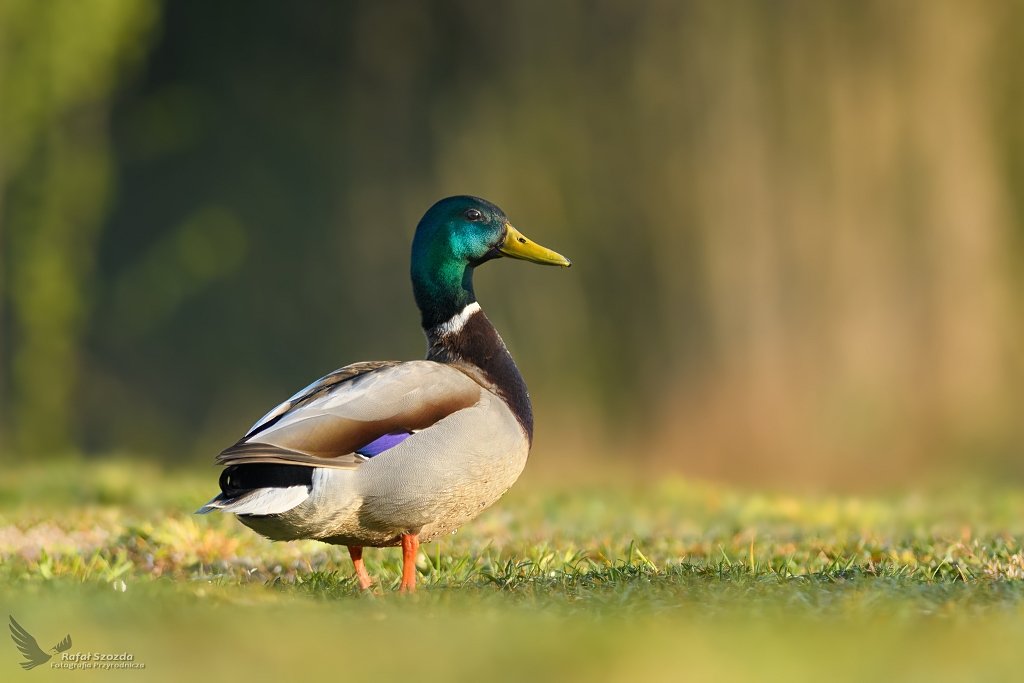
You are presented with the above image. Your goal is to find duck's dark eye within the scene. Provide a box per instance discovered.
[464,208,483,221]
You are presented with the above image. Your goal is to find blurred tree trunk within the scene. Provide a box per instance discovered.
[0,0,157,457]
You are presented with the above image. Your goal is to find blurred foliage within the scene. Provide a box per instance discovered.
[2,1,1024,485]
[0,0,157,456]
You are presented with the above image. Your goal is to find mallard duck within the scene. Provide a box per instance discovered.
[198,196,570,592]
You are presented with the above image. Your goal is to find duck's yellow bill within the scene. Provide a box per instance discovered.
[499,225,571,267]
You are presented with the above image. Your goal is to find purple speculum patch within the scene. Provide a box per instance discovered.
[356,431,413,457]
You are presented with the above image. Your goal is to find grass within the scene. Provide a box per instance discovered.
[3,459,1024,680]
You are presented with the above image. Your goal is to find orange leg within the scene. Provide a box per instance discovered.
[348,546,373,590]
[399,533,419,593]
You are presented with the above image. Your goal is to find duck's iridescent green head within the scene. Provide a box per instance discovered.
[411,196,570,329]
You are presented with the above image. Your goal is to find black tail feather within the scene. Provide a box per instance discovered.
[219,464,313,498]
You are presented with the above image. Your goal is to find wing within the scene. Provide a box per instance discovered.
[243,361,399,439]
[216,361,482,469]
[53,634,72,652]
[9,617,50,670]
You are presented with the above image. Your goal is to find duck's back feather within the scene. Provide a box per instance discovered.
[217,361,483,469]
[243,361,399,440]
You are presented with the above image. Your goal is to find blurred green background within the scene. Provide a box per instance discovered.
[2,0,1024,488]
